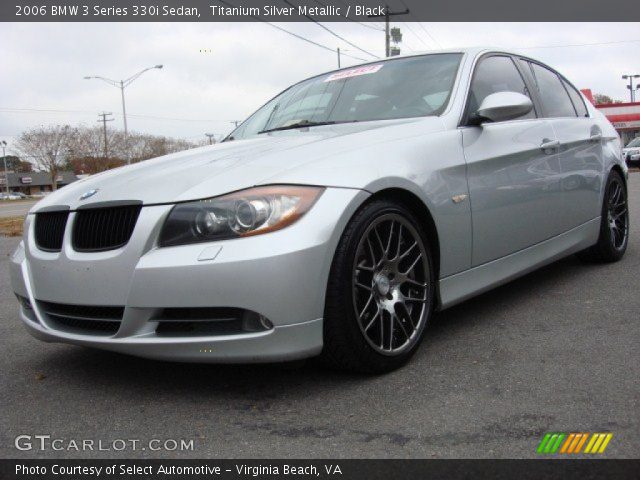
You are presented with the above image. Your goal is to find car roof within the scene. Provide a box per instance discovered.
[353,46,538,64]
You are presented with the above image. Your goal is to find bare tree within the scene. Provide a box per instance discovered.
[71,127,199,166]
[15,124,201,178]
[15,125,77,190]
[69,126,125,174]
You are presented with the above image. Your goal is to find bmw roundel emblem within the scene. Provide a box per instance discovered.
[79,189,99,200]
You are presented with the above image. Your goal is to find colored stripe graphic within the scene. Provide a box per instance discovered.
[537,433,552,454]
[598,434,613,453]
[538,433,612,454]
[549,434,565,453]
[585,433,613,454]
[537,433,566,454]
[574,433,589,453]
[560,433,575,453]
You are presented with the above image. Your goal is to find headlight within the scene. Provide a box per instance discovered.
[159,185,324,247]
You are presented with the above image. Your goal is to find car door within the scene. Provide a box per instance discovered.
[462,54,566,266]
[524,60,605,229]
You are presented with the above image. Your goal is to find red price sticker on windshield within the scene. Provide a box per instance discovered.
[324,64,383,82]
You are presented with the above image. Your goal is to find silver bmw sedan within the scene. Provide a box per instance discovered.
[10,48,629,372]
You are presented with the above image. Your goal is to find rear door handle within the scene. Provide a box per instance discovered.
[540,139,560,151]
[590,133,602,142]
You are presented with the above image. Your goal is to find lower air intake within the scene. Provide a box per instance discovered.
[153,308,273,336]
[38,301,124,335]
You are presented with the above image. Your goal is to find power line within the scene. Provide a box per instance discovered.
[0,107,96,115]
[395,0,442,48]
[401,22,431,50]
[128,113,234,123]
[519,38,640,50]
[0,107,235,123]
[216,0,369,62]
[282,0,380,59]
[415,22,443,48]
[314,0,384,31]
[263,21,367,61]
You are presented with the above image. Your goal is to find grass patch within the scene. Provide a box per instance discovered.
[0,216,24,237]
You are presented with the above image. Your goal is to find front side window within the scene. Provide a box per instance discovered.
[528,62,577,118]
[228,53,462,140]
[467,55,535,120]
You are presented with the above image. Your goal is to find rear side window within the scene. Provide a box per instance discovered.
[562,79,589,117]
[528,63,577,118]
[467,55,535,120]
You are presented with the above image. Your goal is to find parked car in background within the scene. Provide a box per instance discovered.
[0,192,22,200]
[623,137,640,167]
[10,192,29,199]
[10,48,629,373]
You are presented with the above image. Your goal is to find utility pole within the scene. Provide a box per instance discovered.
[1,140,8,194]
[205,133,216,145]
[622,74,640,102]
[337,47,341,68]
[97,112,114,162]
[368,5,409,57]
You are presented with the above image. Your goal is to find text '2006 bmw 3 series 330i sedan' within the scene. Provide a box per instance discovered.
[10,48,629,373]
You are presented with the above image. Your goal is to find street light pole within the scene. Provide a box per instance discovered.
[622,74,640,103]
[120,80,128,147]
[1,141,8,194]
[84,64,163,164]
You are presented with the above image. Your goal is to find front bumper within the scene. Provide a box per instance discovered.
[10,187,369,363]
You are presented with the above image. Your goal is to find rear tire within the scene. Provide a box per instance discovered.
[577,170,629,263]
[321,200,435,373]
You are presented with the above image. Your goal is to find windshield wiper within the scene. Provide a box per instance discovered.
[258,120,337,134]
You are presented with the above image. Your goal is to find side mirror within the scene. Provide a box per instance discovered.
[472,92,533,124]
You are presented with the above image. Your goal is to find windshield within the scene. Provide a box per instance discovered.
[227,53,462,140]
[627,137,640,148]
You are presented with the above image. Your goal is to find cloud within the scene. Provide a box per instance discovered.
[1,21,638,152]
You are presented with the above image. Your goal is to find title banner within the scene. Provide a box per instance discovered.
[2,0,639,22]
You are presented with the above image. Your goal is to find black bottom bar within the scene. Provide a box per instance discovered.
[2,459,639,480]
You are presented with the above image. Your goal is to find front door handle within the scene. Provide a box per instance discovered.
[590,133,602,142]
[540,139,560,152]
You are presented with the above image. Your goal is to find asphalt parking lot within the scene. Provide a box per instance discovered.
[1,174,638,460]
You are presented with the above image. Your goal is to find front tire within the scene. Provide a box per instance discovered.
[321,200,435,373]
[577,170,629,263]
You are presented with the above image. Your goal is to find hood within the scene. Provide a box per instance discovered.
[31,116,444,212]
